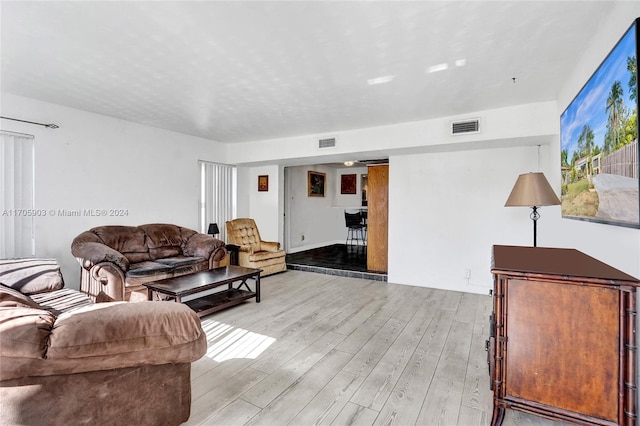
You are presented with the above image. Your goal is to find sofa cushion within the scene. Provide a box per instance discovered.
[30,288,93,316]
[139,224,185,260]
[126,261,173,277]
[139,224,183,247]
[149,246,182,260]
[0,306,56,359]
[155,256,205,268]
[90,225,149,256]
[0,258,64,294]
[122,251,152,264]
[47,302,205,360]
[0,283,42,309]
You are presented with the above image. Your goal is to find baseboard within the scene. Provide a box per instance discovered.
[287,240,347,254]
[287,263,387,281]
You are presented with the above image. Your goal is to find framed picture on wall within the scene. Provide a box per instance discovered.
[341,174,357,194]
[307,171,326,197]
[258,175,269,192]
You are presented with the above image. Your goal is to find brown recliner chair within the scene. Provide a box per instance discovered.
[226,218,287,276]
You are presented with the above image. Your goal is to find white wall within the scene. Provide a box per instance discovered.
[285,165,345,252]
[1,94,226,288]
[240,164,280,242]
[389,144,552,293]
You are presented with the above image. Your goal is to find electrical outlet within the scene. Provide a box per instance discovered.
[463,268,471,279]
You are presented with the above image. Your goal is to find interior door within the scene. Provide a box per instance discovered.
[367,165,388,272]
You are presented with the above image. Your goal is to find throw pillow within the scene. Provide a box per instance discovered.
[0,258,65,294]
[0,282,43,309]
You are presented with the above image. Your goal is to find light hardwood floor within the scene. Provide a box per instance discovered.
[185,270,566,426]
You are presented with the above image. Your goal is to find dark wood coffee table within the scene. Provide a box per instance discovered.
[143,265,262,317]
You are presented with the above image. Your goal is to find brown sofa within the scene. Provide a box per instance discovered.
[226,218,287,276]
[71,223,226,302]
[0,258,206,426]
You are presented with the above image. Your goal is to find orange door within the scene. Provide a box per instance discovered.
[367,165,388,272]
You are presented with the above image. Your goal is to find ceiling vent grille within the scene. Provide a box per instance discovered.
[357,159,389,165]
[318,137,336,148]
[451,119,480,135]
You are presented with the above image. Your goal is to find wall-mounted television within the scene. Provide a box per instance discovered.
[560,18,639,229]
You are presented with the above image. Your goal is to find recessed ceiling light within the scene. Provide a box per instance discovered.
[367,75,395,85]
[344,161,354,166]
[455,59,467,67]
[427,63,448,73]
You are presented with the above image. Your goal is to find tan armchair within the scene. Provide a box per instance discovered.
[226,218,287,276]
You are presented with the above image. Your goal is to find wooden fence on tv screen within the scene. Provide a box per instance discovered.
[601,139,638,179]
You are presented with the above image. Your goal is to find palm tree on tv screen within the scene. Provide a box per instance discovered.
[605,80,624,153]
[628,55,637,102]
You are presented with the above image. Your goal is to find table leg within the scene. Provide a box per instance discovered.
[147,289,153,301]
[256,273,261,303]
[491,405,505,426]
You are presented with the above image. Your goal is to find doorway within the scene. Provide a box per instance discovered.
[282,163,387,280]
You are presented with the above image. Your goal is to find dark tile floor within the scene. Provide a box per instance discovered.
[286,243,387,281]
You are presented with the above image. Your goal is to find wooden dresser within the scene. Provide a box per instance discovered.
[489,245,639,426]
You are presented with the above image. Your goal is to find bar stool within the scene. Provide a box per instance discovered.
[345,211,366,245]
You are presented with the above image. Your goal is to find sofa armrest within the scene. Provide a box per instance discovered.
[85,262,127,302]
[0,307,56,361]
[260,240,281,252]
[238,244,255,255]
[71,241,129,271]
[1,302,206,381]
[183,233,226,262]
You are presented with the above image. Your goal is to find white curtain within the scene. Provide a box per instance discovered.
[200,161,236,243]
[1,131,35,258]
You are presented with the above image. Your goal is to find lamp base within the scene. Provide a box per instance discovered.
[530,206,539,247]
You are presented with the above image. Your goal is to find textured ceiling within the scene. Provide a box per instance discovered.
[0,1,617,143]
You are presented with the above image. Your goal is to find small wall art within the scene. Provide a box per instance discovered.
[307,171,326,197]
[258,175,269,192]
[341,174,357,194]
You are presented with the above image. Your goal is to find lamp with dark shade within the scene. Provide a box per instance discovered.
[505,172,560,247]
[207,223,220,236]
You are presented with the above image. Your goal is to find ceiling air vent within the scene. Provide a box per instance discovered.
[318,137,336,148]
[451,119,480,135]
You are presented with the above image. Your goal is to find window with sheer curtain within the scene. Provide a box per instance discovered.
[200,161,236,243]
[1,131,35,258]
